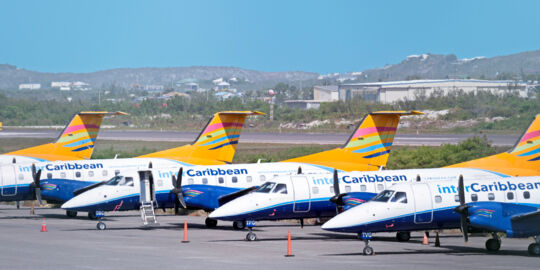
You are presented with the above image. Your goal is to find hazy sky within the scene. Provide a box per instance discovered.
[1,0,539,74]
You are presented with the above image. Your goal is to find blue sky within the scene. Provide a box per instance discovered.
[0,0,539,74]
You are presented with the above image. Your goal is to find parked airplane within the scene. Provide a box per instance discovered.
[0,111,261,217]
[61,111,421,229]
[0,111,125,165]
[207,114,540,240]
[321,176,540,256]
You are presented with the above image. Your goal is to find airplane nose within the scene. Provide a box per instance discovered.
[208,204,234,220]
[61,194,87,210]
[321,209,361,232]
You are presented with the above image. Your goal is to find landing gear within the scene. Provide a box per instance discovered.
[245,220,257,241]
[363,239,374,256]
[396,232,411,242]
[66,210,78,218]
[88,211,97,220]
[528,236,540,256]
[233,220,246,230]
[485,234,501,252]
[205,217,218,228]
[97,222,106,230]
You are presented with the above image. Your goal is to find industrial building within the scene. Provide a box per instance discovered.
[18,83,41,90]
[338,79,529,104]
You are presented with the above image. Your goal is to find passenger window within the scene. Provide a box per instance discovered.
[246,176,252,183]
[102,170,108,176]
[377,184,384,191]
[434,195,442,203]
[471,194,478,201]
[260,175,266,182]
[88,171,94,177]
[47,173,52,179]
[61,172,66,178]
[360,185,367,192]
[345,186,351,192]
[188,178,194,185]
[202,178,208,185]
[312,186,319,194]
[218,177,224,184]
[76,172,81,178]
[524,191,530,199]
[232,176,238,183]
[273,184,288,194]
[391,192,407,203]
[114,170,120,175]
[488,193,495,201]
[18,174,24,180]
[329,186,334,194]
[273,174,278,178]
[507,192,514,200]
[454,195,460,202]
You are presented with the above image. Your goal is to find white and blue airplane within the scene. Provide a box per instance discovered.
[321,176,540,256]
[61,111,421,229]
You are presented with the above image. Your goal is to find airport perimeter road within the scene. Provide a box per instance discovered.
[0,128,519,146]
[0,206,537,270]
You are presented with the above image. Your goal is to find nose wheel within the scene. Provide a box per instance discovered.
[97,221,106,230]
[363,239,374,255]
[244,220,257,241]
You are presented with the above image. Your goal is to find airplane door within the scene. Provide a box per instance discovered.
[138,171,153,203]
[412,183,433,223]
[291,176,310,213]
[0,165,17,196]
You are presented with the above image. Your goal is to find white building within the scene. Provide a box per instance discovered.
[18,83,41,90]
[51,81,71,88]
[313,85,339,101]
[338,79,529,104]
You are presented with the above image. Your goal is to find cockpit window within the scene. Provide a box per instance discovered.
[105,176,134,186]
[372,190,394,202]
[256,182,276,193]
[390,191,407,204]
[272,183,287,194]
[119,177,134,186]
[105,176,123,186]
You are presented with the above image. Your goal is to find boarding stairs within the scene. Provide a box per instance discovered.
[140,201,159,226]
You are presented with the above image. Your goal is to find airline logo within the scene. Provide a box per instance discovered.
[437,181,540,194]
[311,174,407,185]
[18,163,104,172]
[510,129,540,161]
[186,168,248,177]
[195,121,243,150]
[184,189,204,197]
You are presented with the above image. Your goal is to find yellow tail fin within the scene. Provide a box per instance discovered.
[138,111,264,164]
[5,111,126,161]
[282,110,423,171]
[447,114,540,176]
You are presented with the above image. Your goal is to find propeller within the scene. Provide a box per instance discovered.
[29,164,43,205]
[329,169,345,213]
[453,174,469,242]
[170,167,186,214]
[297,166,302,174]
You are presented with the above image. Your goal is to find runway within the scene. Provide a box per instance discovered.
[0,128,519,146]
[0,206,537,270]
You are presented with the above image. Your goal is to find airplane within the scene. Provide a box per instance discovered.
[0,111,262,218]
[0,111,125,165]
[207,114,540,241]
[60,111,421,229]
[321,175,540,256]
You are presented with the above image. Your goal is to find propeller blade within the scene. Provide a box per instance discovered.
[169,167,186,209]
[458,174,465,206]
[297,166,302,174]
[333,169,340,196]
[453,174,469,242]
[35,187,43,205]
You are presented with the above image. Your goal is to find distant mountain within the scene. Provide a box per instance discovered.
[0,65,319,90]
[340,50,540,82]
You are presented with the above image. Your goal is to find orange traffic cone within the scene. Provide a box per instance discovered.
[40,218,47,232]
[285,230,294,257]
[182,220,189,243]
[422,232,429,245]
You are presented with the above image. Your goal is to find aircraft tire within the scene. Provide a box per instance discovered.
[205,217,218,227]
[528,243,540,256]
[97,222,106,230]
[66,210,78,218]
[246,232,257,241]
[363,246,374,256]
[233,221,246,230]
[485,238,501,252]
[396,232,411,242]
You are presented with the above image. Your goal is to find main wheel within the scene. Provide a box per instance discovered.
[205,217,218,227]
[363,246,374,256]
[396,232,411,242]
[246,232,257,241]
[66,210,78,218]
[96,222,106,230]
[528,243,540,256]
[485,238,501,252]
[88,211,97,220]
[233,220,246,230]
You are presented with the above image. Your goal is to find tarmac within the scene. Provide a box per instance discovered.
[0,205,538,269]
[0,128,519,146]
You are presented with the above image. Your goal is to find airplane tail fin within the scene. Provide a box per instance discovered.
[6,111,126,161]
[447,114,540,176]
[282,110,423,171]
[138,111,265,164]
